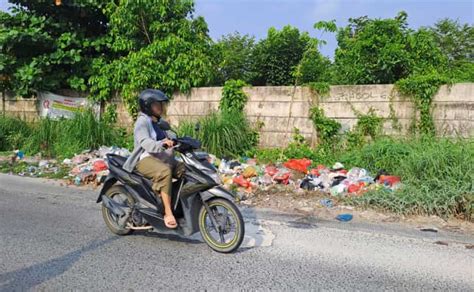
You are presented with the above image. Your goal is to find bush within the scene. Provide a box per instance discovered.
[176,111,258,158]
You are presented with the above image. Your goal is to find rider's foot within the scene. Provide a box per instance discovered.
[164,214,178,229]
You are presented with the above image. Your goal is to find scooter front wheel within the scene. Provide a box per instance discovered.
[198,198,245,253]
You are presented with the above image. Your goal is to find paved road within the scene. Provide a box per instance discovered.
[0,174,473,291]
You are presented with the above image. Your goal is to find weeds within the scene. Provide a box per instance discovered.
[177,111,258,158]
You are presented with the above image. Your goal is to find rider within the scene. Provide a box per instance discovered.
[123,89,185,229]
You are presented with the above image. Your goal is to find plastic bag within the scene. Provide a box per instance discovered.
[93,159,108,172]
[242,166,257,178]
[273,170,291,185]
[283,158,312,173]
[378,175,401,186]
[233,175,251,188]
[309,165,327,176]
[348,182,365,194]
[265,165,279,177]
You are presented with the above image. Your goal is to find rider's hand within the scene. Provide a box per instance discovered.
[163,139,174,148]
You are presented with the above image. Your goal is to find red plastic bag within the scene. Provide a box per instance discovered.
[283,158,312,173]
[273,172,291,185]
[265,165,279,177]
[378,175,401,186]
[233,175,251,188]
[310,169,320,176]
[93,160,108,172]
[310,165,327,176]
[348,182,365,193]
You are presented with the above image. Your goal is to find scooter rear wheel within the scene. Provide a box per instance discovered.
[198,198,245,253]
[102,185,135,235]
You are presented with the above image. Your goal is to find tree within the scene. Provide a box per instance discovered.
[333,12,446,84]
[252,25,311,86]
[295,39,332,84]
[429,18,473,63]
[0,0,214,117]
[428,18,474,82]
[0,0,109,96]
[211,32,256,85]
[88,0,214,116]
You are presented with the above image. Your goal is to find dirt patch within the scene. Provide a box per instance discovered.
[239,184,474,235]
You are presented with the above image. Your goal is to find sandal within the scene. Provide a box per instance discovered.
[164,214,178,229]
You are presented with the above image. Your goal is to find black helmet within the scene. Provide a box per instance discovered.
[138,89,169,116]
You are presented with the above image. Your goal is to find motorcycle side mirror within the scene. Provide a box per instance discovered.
[195,122,201,132]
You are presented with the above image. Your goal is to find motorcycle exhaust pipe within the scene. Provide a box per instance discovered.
[126,223,153,230]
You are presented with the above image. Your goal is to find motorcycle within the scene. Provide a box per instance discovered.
[96,133,245,253]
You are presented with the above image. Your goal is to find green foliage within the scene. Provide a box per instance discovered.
[89,0,214,117]
[342,137,474,220]
[309,106,341,144]
[0,114,31,150]
[0,1,108,95]
[388,94,402,132]
[211,32,256,84]
[0,1,214,117]
[353,107,383,139]
[333,12,447,85]
[0,111,130,158]
[396,72,449,135]
[252,25,311,85]
[429,18,473,81]
[345,107,383,150]
[295,39,331,84]
[428,18,474,83]
[245,148,283,164]
[307,81,330,97]
[102,103,118,125]
[283,128,314,160]
[314,20,338,36]
[176,111,258,158]
[219,79,248,113]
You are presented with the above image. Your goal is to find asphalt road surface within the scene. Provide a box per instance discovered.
[0,174,473,291]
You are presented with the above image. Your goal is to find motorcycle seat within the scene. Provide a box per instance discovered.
[107,154,175,187]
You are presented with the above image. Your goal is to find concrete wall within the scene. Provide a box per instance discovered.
[2,83,473,147]
[165,83,473,147]
[0,92,38,122]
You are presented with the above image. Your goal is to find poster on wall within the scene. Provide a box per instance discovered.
[38,92,99,119]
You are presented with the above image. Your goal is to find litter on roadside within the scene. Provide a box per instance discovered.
[336,213,353,222]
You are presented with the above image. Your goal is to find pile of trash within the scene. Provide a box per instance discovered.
[18,159,61,177]
[6,146,131,186]
[67,146,130,186]
[216,157,401,197]
[7,147,401,196]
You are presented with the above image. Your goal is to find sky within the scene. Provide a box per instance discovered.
[194,0,473,57]
[1,0,472,58]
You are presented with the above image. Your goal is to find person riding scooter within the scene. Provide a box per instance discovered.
[123,89,185,229]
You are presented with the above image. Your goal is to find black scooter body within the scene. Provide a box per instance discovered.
[97,138,235,237]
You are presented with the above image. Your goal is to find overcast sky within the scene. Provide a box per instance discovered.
[1,0,472,58]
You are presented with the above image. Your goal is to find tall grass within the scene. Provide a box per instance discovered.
[177,111,258,158]
[341,137,474,220]
[0,114,31,150]
[0,111,130,158]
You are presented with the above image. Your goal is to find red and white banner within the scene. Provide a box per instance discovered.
[38,92,99,119]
